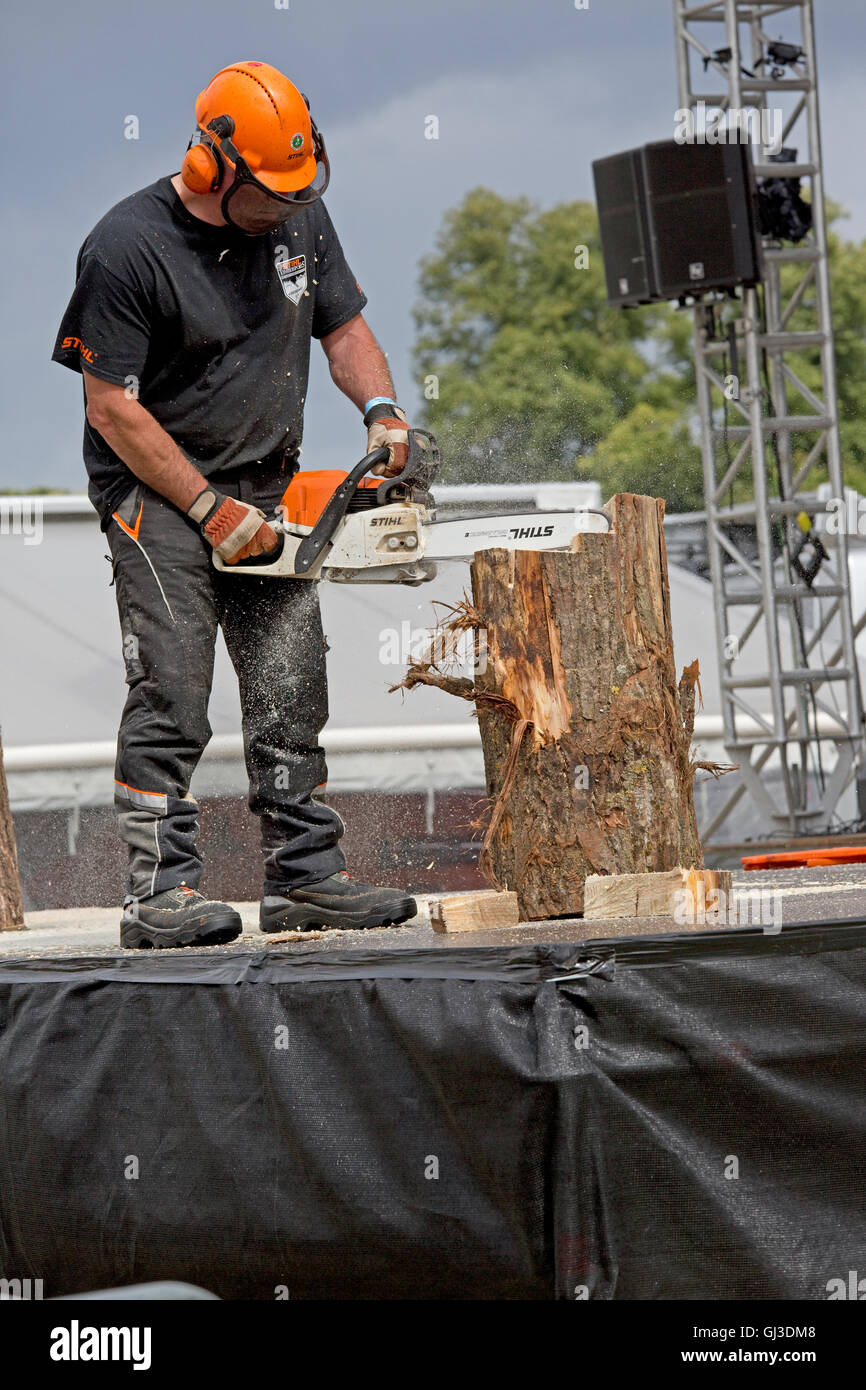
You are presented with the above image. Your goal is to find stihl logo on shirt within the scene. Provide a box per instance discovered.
[275,252,307,305]
[61,335,98,364]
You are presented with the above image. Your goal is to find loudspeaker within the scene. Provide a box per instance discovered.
[592,148,654,307]
[593,139,762,306]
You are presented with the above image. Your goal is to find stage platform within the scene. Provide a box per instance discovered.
[1,864,865,1300]
[6,863,866,957]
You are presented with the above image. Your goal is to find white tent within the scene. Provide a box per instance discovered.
[0,486,799,819]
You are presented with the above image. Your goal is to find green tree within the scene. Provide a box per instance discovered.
[412,188,701,507]
[412,188,866,510]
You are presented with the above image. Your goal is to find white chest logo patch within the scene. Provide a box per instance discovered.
[275,252,307,305]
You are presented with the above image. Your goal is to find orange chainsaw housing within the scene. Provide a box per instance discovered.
[279,470,380,528]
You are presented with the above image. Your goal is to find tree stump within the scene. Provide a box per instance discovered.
[0,732,25,930]
[467,494,705,917]
[395,493,715,920]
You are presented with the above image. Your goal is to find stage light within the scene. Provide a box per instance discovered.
[757,147,813,243]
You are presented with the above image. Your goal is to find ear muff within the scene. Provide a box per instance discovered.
[180,138,224,194]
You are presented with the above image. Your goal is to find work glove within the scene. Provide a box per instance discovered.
[364,402,409,478]
[187,487,279,564]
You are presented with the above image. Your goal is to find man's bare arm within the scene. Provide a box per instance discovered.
[82,372,278,559]
[319,314,396,410]
[320,314,409,475]
[82,372,210,512]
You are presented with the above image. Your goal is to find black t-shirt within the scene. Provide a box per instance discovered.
[52,175,367,523]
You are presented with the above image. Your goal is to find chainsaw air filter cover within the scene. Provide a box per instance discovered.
[279,470,380,528]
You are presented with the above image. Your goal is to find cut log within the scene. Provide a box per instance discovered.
[0,732,25,930]
[583,867,733,920]
[467,494,709,918]
[393,493,728,921]
[429,890,520,934]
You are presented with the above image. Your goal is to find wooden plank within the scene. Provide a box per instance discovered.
[583,867,733,921]
[429,890,520,934]
[262,930,327,944]
[708,830,866,858]
[0,732,25,931]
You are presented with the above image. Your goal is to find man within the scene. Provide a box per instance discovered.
[52,60,418,948]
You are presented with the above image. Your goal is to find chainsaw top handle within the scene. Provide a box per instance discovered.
[293,428,439,576]
[375,428,440,505]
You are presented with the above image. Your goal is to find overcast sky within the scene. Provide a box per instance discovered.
[2,0,863,491]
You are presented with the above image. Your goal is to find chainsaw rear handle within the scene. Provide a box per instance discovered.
[293,428,439,576]
[223,530,287,568]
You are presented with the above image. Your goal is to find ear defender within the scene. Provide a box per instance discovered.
[180,129,226,193]
[180,142,218,194]
[180,115,235,194]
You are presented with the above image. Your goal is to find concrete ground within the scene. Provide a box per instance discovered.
[2,864,866,958]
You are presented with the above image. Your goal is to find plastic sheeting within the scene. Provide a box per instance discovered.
[1,921,865,1300]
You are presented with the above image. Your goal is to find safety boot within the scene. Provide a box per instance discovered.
[121,883,243,949]
[260,872,417,933]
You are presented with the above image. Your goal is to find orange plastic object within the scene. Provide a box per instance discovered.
[181,141,220,195]
[742,846,866,870]
[194,62,316,193]
[279,470,378,528]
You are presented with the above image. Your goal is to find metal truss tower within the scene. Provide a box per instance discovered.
[672,0,865,836]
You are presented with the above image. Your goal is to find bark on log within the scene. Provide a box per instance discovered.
[469,494,705,918]
[0,732,25,930]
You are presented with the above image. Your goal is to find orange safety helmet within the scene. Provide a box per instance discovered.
[180,61,329,231]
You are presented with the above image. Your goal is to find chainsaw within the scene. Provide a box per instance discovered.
[212,428,611,585]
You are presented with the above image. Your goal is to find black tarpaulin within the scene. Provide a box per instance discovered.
[1,921,865,1299]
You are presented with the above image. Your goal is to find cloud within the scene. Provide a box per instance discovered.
[4,2,863,488]
[307,51,679,469]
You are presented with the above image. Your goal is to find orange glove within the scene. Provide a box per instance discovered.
[364,402,409,478]
[187,487,279,564]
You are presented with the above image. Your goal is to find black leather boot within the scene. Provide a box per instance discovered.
[260,872,417,933]
[121,883,243,949]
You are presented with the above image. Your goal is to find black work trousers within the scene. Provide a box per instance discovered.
[106,473,345,901]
